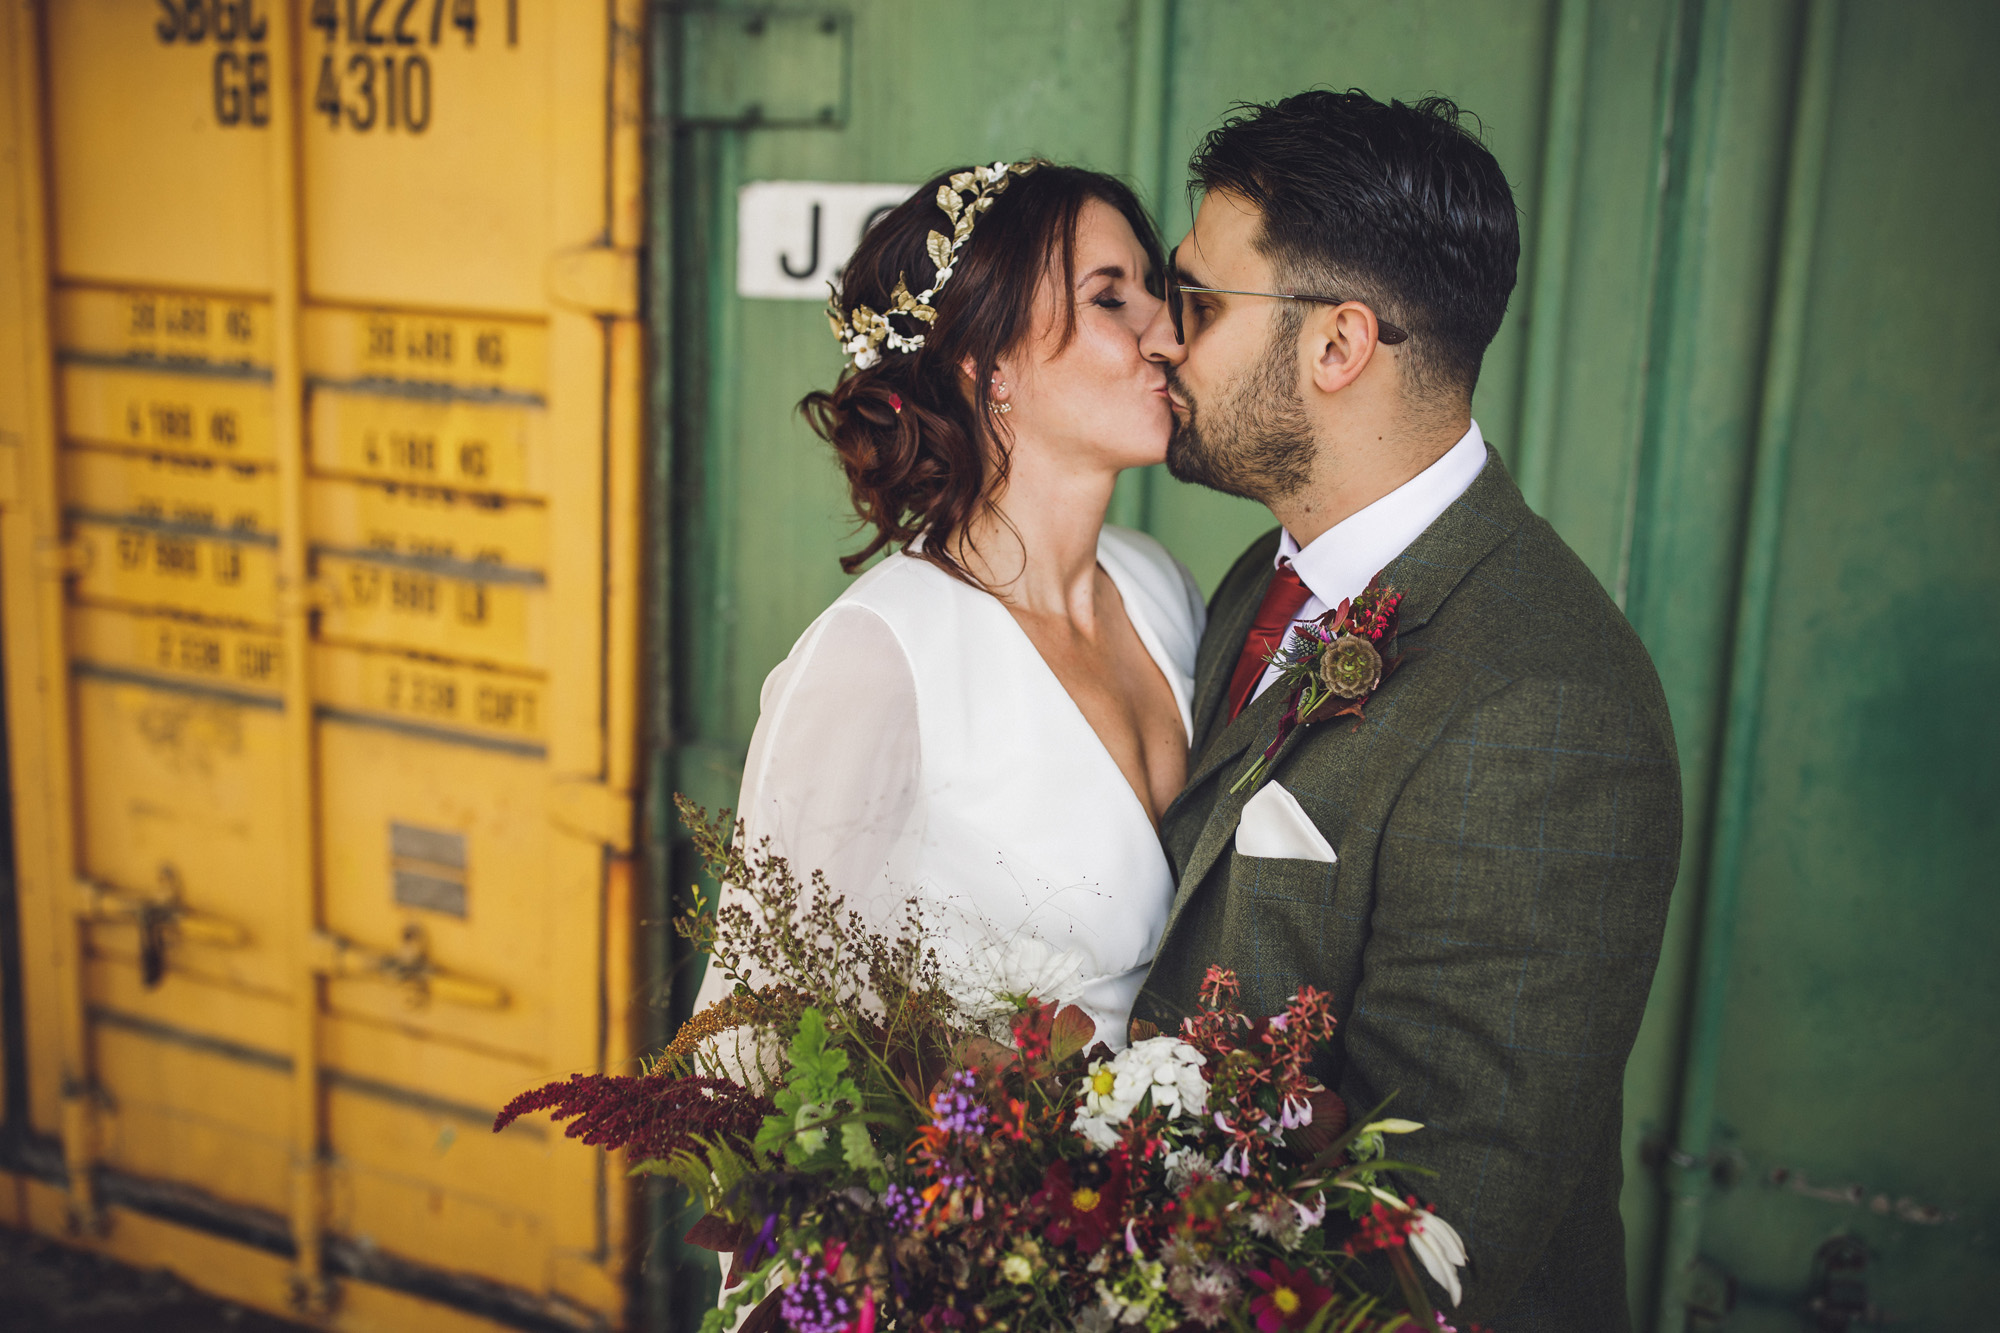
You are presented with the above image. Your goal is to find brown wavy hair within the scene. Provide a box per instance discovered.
[801,163,1163,582]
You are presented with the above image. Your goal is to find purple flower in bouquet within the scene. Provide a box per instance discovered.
[880,1182,930,1232]
[929,1068,991,1137]
[780,1249,855,1333]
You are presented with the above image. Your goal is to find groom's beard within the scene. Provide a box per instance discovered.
[1163,324,1314,503]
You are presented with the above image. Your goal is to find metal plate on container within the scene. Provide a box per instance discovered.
[314,644,545,749]
[70,514,279,627]
[69,605,285,697]
[56,284,272,367]
[307,476,547,570]
[309,387,545,496]
[60,359,276,461]
[314,549,543,672]
[678,8,850,127]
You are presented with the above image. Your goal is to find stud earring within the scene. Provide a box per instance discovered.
[988,376,1011,414]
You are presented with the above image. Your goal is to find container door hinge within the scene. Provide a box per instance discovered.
[77,867,252,988]
[286,1270,340,1318]
[277,574,341,618]
[549,779,636,852]
[309,925,510,1010]
[548,245,640,317]
[1684,1255,1736,1329]
[1807,1237,1887,1330]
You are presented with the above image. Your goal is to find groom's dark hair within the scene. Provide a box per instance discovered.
[1190,89,1519,400]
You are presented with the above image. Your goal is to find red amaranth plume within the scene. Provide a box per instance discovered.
[493,1071,772,1160]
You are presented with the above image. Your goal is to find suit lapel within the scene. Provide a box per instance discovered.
[1159,445,1530,938]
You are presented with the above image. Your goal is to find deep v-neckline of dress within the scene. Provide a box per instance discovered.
[945,538,1193,833]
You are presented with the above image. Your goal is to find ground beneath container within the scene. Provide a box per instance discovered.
[0,1226,307,1332]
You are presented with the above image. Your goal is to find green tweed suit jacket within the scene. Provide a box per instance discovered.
[1136,447,1681,1330]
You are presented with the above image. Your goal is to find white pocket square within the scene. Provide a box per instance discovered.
[1235,781,1338,863]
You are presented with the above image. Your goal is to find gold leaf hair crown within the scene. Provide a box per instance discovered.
[827,159,1041,369]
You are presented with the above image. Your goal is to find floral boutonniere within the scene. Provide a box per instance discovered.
[1231,577,1406,794]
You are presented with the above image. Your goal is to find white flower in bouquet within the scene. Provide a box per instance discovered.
[1072,1304,1116,1333]
[945,935,1089,1021]
[1408,1208,1469,1306]
[1072,1036,1207,1150]
[1162,1147,1222,1191]
[1165,1261,1237,1328]
[1247,1199,1304,1250]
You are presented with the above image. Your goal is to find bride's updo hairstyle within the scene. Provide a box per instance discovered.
[801,163,1162,581]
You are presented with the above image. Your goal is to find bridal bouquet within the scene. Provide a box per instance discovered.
[496,801,1474,1333]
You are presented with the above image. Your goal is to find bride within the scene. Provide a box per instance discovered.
[693,160,1201,1050]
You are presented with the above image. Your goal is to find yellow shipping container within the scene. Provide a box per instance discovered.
[0,1,647,1327]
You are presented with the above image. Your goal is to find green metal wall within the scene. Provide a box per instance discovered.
[645,2,2000,1326]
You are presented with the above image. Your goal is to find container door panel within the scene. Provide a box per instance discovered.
[3,1,643,1327]
[1691,3,2000,1321]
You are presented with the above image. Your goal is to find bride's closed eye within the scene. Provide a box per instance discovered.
[1088,287,1127,310]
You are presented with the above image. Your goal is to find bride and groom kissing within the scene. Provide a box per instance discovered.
[699,89,1682,1330]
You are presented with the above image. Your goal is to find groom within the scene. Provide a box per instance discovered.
[1135,92,1682,1329]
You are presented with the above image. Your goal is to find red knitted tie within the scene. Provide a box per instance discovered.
[1226,561,1314,722]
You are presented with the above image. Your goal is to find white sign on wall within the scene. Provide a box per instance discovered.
[736,180,920,301]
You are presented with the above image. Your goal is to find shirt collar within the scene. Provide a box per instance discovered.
[1275,421,1489,608]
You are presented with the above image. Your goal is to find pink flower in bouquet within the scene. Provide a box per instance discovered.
[1033,1158,1127,1254]
[1245,1259,1333,1332]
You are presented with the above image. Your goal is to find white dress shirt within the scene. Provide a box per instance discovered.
[1251,421,1489,702]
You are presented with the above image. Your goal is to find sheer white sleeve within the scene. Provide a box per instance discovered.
[693,603,921,1020]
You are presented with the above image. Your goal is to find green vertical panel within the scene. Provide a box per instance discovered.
[1690,0,2000,1321]
[1532,0,1682,587]
[1608,1,1808,1317]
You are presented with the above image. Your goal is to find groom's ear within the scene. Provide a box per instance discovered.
[1304,302,1385,397]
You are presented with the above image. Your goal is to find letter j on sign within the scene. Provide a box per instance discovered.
[736,181,917,300]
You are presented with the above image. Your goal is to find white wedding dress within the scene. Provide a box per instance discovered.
[693,524,1205,1049]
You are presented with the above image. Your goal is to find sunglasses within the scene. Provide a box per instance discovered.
[1165,248,1411,347]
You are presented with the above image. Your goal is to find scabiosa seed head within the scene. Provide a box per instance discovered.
[1320,634,1384,699]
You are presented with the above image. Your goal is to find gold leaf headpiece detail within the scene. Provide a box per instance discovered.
[829,159,1041,368]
